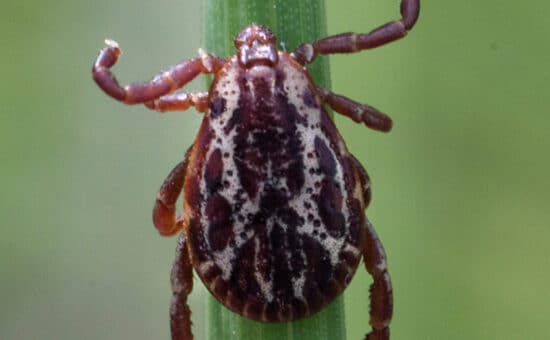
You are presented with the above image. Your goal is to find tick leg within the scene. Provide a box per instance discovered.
[152,148,191,236]
[292,0,420,64]
[170,232,194,340]
[93,40,224,104]
[145,92,209,113]
[363,218,393,340]
[349,154,372,208]
[317,87,392,132]
[350,154,392,339]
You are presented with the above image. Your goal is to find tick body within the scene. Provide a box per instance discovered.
[188,51,364,322]
[92,1,419,339]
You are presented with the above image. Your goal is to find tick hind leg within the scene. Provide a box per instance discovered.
[362,218,393,340]
[152,148,195,339]
[170,232,194,340]
[318,87,393,132]
[152,147,192,236]
[292,0,420,64]
[350,156,392,339]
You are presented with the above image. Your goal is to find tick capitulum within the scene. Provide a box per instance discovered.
[92,1,420,339]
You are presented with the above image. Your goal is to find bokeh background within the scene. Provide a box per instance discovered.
[2,0,549,339]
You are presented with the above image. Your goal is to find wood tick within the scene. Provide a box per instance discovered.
[92,1,419,339]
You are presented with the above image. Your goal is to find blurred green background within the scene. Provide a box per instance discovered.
[1,0,549,339]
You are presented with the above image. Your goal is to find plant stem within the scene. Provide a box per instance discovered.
[202,0,345,339]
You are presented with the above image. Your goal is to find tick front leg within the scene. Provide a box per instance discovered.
[152,148,191,236]
[363,218,393,340]
[145,92,209,113]
[292,0,420,64]
[170,232,194,340]
[93,40,224,104]
[317,87,392,132]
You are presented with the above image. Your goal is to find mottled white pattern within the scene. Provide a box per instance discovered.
[253,237,274,302]
[279,59,357,268]
[197,55,360,303]
[198,57,242,281]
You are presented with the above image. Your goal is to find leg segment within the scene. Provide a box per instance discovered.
[170,232,194,340]
[350,154,372,208]
[363,218,393,340]
[317,87,392,132]
[152,148,192,236]
[292,0,420,64]
[351,155,393,339]
[154,150,195,338]
[145,92,209,113]
[93,39,224,104]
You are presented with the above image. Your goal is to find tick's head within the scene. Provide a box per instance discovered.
[235,24,278,68]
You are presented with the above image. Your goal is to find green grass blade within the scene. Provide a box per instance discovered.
[201,0,345,339]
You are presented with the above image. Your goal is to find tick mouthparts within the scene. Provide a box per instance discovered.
[239,44,278,67]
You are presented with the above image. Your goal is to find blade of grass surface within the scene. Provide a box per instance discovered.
[202,0,345,339]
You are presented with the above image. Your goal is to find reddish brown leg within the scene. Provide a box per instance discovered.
[92,40,224,104]
[152,149,195,339]
[350,154,372,208]
[170,232,194,340]
[363,218,393,340]
[318,87,392,132]
[350,156,392,340]
[145,92,209,113]
[152,148,192,236]
[292,0,420,64]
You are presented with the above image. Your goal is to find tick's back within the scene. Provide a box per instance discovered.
[184,54,364,322]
